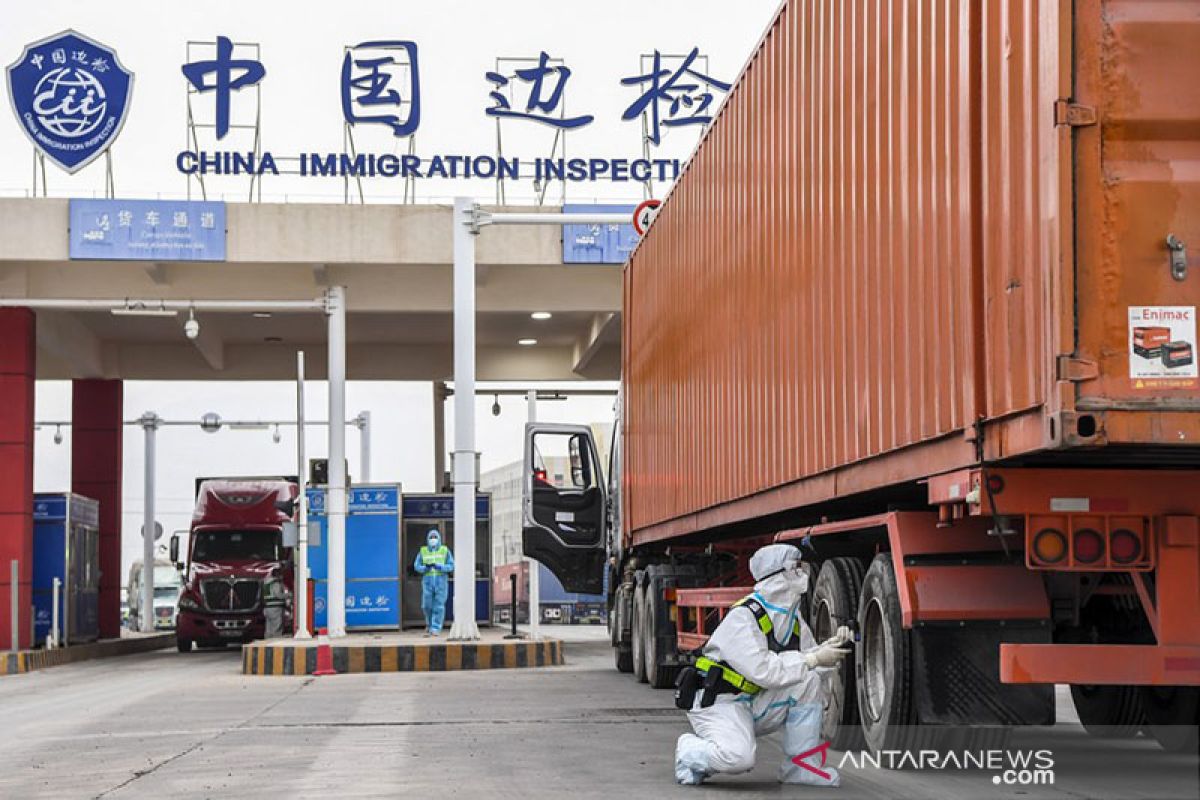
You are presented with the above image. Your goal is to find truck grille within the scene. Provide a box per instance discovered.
[201,579,261,612]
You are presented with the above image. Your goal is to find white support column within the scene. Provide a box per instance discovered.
[526,389,540,641]
[9,560,16,652]
[49,577,60,649]
[139,411,160,634]
[449,197,480,641]
[294,351,311,639]
[325,287,348,638]
[357,411,371,484]
[432,383,446,491]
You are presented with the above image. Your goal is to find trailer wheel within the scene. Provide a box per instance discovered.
[614,643,634,673]
[812,557,867,750]
[631,580,648,683]
[857,553,934,753]
[797,561,819,629]
[614,578,633,671]
[176,637,192,653]
[1070,684,1145,738]
[1140,686,1200,752]
[646,582,677,689]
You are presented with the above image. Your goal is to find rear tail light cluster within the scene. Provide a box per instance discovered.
[1026,515,1152,571]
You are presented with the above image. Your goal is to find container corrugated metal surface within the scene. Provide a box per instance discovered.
[623,0,1200,545]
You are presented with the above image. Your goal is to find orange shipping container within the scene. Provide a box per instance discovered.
[623,0,1200,546]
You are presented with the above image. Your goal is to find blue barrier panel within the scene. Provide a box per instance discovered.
[32,493,99,645]
[307,485,401,630]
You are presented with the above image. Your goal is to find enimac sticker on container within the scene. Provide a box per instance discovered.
[1129,306,1197,389]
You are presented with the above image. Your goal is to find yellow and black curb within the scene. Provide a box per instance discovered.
[242,638,565,676]
[2,634,175,676]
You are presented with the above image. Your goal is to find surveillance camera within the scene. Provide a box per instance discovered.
[491,396,501,417]
[184,317,199,339]
[272,427,282,444]
[53,427,63,445]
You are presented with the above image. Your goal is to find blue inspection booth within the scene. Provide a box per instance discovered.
[306,487,492,631]
[307,484,403,631]
[32,493,100,646]
[400,493,492,629]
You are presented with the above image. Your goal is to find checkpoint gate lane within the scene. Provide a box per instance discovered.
[0,638,1195,799]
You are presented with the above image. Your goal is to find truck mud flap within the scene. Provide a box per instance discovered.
[911,624,1055,726]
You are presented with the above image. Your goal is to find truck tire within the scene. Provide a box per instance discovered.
[797,561,819,629]
[812,557,867,750]
[176,637,192,653]
[1140,686,1200,752]
[614,643,634,673]
[1070,684,1145,738]
[856,553,934,753]
[645,581,677,689]
[631,580,648,683]
[612,582,634,673]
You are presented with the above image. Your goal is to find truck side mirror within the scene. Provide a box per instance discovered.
[169,534,179,564]
[281,520,298,547]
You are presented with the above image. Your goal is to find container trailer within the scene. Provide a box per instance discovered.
[523,0,1200,754]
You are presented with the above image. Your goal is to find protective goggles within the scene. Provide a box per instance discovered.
[760,560,805,581]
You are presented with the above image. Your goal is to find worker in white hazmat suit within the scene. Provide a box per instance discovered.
[674,543,852,786]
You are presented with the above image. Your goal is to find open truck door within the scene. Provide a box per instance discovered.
[522,423,606,594]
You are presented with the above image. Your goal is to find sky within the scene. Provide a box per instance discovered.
[4,1,779,582]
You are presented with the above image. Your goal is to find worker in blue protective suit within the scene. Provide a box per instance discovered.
[674,543,852,787]
[413,529,455,636]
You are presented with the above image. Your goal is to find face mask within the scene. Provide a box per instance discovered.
[428,536,440,547]
[783,564,809,597]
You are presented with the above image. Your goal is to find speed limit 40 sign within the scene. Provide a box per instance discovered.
[632,199,662,236]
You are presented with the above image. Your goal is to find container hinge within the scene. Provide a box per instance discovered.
[1167,234,1187,281]
[1054,100,1097,127]
[1056,355,1099,382]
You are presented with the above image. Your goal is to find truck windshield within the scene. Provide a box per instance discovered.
[192,529,280,561]
[154,566,181,587]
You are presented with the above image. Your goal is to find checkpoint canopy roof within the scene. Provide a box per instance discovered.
[0,199,622,381]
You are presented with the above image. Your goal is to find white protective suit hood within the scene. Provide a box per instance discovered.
[697,543,817,693]
[749,544,808,647]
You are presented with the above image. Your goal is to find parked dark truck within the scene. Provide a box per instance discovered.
[171,479,297,652]
[524,0,1200,756]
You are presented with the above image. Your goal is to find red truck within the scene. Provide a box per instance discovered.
[171,479,297,652]
[523,0,1199,756]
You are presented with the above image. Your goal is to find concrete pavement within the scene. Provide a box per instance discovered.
[0,626,1194,799]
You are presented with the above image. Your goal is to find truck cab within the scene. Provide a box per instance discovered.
[172,480,296,652]
[521,423,610,595]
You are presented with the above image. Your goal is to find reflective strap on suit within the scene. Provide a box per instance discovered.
[731,594,802,653]
[695,655,762,695]
[263,579,286,607]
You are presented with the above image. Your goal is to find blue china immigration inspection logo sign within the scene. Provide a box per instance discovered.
[6,30,134,173]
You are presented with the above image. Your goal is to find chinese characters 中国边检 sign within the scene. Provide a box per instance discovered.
[68,199,226,261]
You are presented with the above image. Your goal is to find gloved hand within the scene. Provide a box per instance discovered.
[804,643,852,669]
[820,625,853,648]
